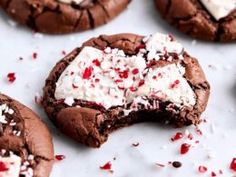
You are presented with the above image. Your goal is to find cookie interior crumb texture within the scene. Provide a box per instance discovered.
[0,0,131,34]
[0,94,54,177]
[43,33,210,147]
[155,0,236,42]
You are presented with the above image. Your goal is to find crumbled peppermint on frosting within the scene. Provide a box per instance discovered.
[0,150,34,177]
[0,104,14,124]
[0,104,21,137]
[55,33,196,111]
[200,0,236,20]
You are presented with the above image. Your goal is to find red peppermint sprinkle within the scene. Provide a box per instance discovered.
[100,161,112,171]
[119,70,129,79]
[211,171,217,177]
[169,80,180,89]
[92,59,101,67]
[138,80,145,87]
[129,87,137,92]
[198,165,207,173]
[171,132,183,142]
[82,67,93,79]
[32,52,38,59]
[55,155,65,161]
[132,68,139,75]
[115,79,123,83]
[0,161,8,172]
[230,158,236,171]
[180,143,191,155]
[7,73,16,83]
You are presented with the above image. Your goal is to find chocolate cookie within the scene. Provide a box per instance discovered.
[0,0,130,34]
[0,94,54,177]
[155,0,236,42]
[42,33,210,148]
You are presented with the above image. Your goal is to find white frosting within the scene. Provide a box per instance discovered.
[58,0,84,5]
[0,155,21,177]
[200,0,236,20]
[55,33,196,111]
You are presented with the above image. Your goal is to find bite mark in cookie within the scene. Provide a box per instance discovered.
[200,0,236,20]
[43,33,210,147]
[0,94,54,177]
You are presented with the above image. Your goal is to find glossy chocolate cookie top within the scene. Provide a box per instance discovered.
[0,0,130,34]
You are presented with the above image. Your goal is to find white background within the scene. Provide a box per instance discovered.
[0,0,236,176]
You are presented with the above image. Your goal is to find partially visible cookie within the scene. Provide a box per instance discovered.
[155,0,236,42]
[0,94,54,177]
[43,33,210,148]
[0,0,130,34]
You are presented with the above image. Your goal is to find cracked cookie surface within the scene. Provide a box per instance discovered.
[42,33,210,148]
[0,0,130,34]
[0,93,54,177]
[155,0,236,42]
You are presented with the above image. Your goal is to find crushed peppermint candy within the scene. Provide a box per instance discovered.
[7,73,16,83]
[55,155,66,161]
[0,150,34,177]
[100,161,113,173]
[180,143,191,155]
[230,158,236,172]
[171,132,183,142]
[0,104,21,137]
[0,104,14,124]
[55,33,196,112]
[198,165,208,173]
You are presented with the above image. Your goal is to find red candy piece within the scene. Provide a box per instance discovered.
[55,155,65,161]
[132,68,139,75]
[230,158,236,171]
[170,80,180,89]
[7,73,16,83]
[211,171,217,177]
[100,161,112,170]
[82,67,93,79]
[171,132,183,141]
[119,70,129,79]
[180,143,191,154]
[198,165,207,173]
[92,59,101,67]
[0,161,9,172]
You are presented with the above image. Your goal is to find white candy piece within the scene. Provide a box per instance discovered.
[55,33,196,110]
[0,155,21,177]
[58,0,84,5]
[200,0,236,20]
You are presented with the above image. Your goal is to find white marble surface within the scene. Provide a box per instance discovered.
[0,0,236,176]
